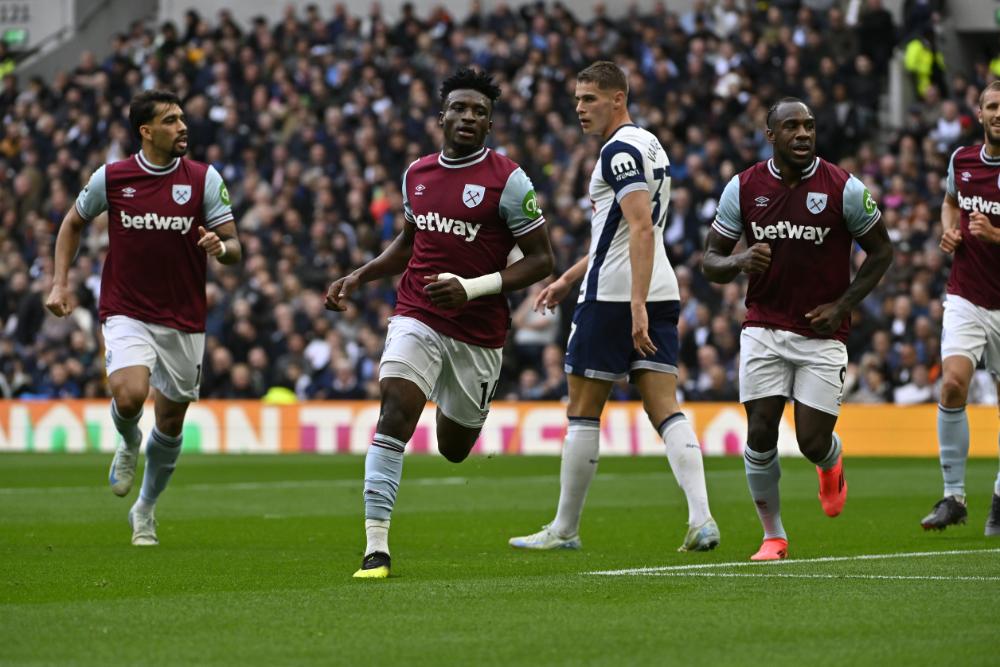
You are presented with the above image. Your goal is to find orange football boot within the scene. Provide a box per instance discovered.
[750,537,788,561]
[817,456,847,517]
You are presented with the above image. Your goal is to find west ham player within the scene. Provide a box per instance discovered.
[509,61,719,554]
[702,98,892,560]
[46,90,240,546]
[325,69,553,578]
[920,81,1000,536]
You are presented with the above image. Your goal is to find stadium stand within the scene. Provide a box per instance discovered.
[0,1,997,405]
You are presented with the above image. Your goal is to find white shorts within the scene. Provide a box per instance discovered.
[739,327,848,416]
[102,315,205,403]
[378,316,502,429]
[941,294,1000,377]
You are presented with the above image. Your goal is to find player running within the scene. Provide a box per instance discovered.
[920,81,1000,536]
[46,89,241,546]
[326,68,554,578]
[702,98,892,560]
[508,61,719,554]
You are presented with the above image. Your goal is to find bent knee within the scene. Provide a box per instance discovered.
[939,378,968,406]
[439,446,470,463]
[747,421,779,451]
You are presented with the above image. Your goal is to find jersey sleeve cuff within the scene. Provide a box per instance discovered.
[711,220,742,240]
[614,182,649,202]
[512,216,546,237]
[853,210,881,238]
[205,214,235,229]
[75,202,94,222]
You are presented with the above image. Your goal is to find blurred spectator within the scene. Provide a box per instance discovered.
[0,2,992,406]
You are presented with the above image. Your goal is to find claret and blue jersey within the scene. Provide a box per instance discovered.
[711,157,881,342]
[945,145,1000,310]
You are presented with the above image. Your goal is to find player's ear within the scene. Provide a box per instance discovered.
[438,111,444,128]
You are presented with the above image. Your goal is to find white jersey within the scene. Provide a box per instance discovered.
[579,124,679,302]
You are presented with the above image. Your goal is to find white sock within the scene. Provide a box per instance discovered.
[938,405,969,498]
[659,413,712,526]
[744,445,786,540]
[111,399,142,450]
[138,427,181,508]
[995,429,1000,497]
[365,519,390,556]
[551,417,600,538]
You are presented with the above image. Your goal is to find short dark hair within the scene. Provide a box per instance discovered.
[128,89,182,139]
[439,68,501,109]
[980,81,1000,107]
[576,61,629,96]
[766,97,811,130]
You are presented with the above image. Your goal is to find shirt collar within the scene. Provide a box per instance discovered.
[767,157,819,181]
[437,146,489,169]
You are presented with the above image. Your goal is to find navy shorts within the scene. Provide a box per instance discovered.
[564,300,680,382]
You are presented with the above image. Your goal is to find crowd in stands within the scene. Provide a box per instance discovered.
[1,0,998,405]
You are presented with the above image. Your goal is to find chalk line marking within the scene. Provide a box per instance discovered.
[588,548,1000,576]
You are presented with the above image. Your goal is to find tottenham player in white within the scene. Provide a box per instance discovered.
[510,62,718,553]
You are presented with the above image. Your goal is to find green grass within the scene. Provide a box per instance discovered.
[2,454,999,666]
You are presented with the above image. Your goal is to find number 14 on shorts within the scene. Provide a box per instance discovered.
[479,380,499,410]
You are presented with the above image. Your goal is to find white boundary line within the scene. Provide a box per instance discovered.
[649,572,1000,582]
[589,548,1000,576]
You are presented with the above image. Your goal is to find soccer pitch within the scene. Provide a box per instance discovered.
[2,454,998,666]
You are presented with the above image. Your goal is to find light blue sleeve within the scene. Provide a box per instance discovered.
[401,161,415,223]
[74,166,108,221]
[945,148,958,197]
[499,167,545,237]
[842,175,881,238]
[203,166,234,229]
[711,174,743,240]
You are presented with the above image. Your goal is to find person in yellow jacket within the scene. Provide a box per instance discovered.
[904,28,946,99]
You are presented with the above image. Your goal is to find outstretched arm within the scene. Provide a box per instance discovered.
[325,223,416,311]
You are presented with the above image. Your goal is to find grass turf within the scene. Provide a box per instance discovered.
[2,453,998,666]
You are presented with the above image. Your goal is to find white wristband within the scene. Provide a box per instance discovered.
[217,242,227,259]
[437,272,502,301]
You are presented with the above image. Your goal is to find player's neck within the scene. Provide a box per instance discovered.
[601,113,633,141]
[441,144,486,160]
[139,146,176,167]
[771,156,814,187]
[984,140,1000,159]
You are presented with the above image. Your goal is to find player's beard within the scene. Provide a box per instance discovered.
[985,124,1000,149]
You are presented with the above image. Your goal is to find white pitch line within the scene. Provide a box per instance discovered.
[647,572,1000,582]
[589,548,1000,576]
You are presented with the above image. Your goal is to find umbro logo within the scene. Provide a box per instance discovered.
[754,196,769,207]
[961,171,971,182]
[122,187,136,198]
[414,184,426,196]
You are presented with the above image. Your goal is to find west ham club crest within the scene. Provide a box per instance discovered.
[806,192,828,214]
[463,184,485,208]
[172,184,192,205]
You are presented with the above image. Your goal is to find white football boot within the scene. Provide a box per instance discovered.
[509,524,581,550]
